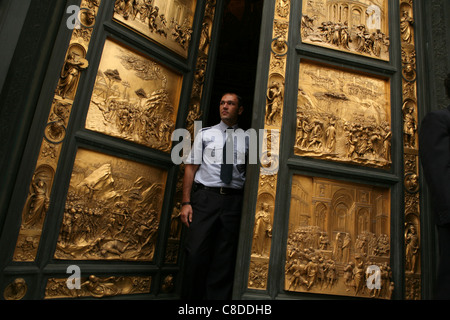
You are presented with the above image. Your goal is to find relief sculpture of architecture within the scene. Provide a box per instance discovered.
[295,61,392,169]
[113,0,197,58]
[54,149,167,261]
[301,0,390,61]
[285,175,393,299]
[85,39,182,153]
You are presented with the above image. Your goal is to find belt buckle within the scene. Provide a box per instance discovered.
[219,187,227,195]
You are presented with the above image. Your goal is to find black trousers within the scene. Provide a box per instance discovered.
[436,225,450,299]
[182,188,243,300]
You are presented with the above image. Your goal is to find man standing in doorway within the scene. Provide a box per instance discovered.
[419,73,450,299]
[181,93,248,299]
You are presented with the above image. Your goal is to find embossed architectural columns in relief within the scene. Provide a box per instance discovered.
[400,0,421,300]
[248,0,290,291]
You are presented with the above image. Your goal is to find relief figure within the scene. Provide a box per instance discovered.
[400,10,414,44]
[56,48,89,100]
[405,224,419,273]
[21,166,54,230]
[252,202,272,257]
[266,81,284,126]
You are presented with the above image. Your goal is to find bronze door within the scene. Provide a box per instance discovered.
[0,0,222,299]
[234,0,423,300]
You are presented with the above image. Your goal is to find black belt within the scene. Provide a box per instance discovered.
[194,183,243,195]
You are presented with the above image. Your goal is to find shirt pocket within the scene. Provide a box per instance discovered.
[203,143,222,164]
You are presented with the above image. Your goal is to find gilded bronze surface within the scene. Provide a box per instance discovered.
[54,149,167,261]
[45,275,151,299]
[56,43,89,101]
[301,0,390,60]
[285,175,392,299]
[165,0,217,265]
[13,0,102,262]
[113,0,197,58]
[248,0,291,290]
[85,39,182,152]
[295,61,392,169]
[3,279,27,300]
[400,0,421,300]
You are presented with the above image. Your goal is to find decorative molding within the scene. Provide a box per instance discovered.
[247,0,291,291]
[400,0,421,300]
[13,0,101,262]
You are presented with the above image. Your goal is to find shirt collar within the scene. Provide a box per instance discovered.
[219,120,239,131]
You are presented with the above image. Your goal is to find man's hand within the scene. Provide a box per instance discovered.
[180,204,193,227]
[180,164,199,228]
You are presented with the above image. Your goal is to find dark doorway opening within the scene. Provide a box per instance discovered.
[207,0,263,130]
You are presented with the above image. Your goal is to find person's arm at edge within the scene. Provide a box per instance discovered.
[419,111,450,225]
[180,164,199,227]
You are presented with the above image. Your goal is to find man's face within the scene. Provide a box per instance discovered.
[220,93,243,126]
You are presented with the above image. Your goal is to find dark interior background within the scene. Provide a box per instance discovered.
[207,0,263,130]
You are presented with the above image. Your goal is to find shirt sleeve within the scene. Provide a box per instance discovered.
[419,110,450,225]
[185,129,203,165]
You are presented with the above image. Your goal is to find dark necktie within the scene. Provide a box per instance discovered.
[220,127,233,184]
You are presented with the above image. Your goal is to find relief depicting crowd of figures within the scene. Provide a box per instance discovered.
[295,61,392,169]
[54,149,167,261]
[282,177,393,299]
[85,39,181,153]
[114,0,196,57]
[285,227,393,299]
[301,0,390,61]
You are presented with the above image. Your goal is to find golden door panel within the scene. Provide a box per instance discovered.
[85,38,182,153]
[285,175,392,299]
[113,0,197,58]
[295,61,391,169]
[45,275,151,299]
[301,0,390,61]
[54,148,167,261]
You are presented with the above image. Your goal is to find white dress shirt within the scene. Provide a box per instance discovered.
[187,121,249,189]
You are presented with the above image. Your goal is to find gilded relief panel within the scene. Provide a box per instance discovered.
[113,0,197,58]
[45,275,151,299]
[285,175,393,299]
[301,0,390,60]
[85,39,182,152]
[295,61,392,169]
[54,149,167,261]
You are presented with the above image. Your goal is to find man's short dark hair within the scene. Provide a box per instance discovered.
[222,92,244,108]
[445,73,450,99]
